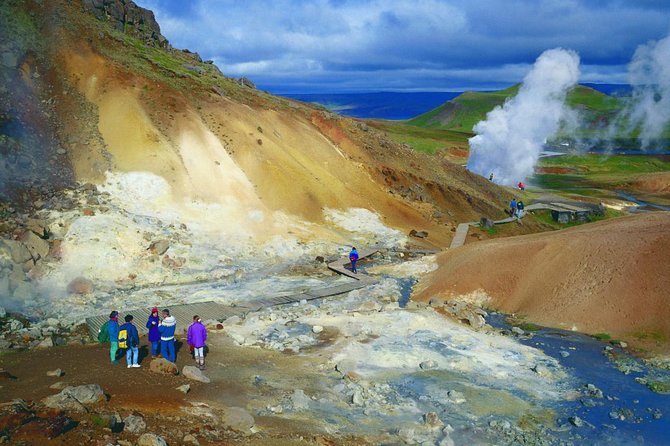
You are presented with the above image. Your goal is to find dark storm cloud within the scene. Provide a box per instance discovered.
[135,0,670,92]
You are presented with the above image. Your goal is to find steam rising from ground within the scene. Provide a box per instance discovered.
[467,48,580,185]
[625,32,670,148]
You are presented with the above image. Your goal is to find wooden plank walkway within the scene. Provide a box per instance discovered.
[450,223,471,249]
[326,247,379,279]
[87,248,381,338]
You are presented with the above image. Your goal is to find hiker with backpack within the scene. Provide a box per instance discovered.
[510,198,518,217]
[517,200,525,219]
[119,314,141,368]
[107,311,120,364]
[158,309,177,363]
[146,307,161,358]
[187,315,207,370]
[349,247,359,274]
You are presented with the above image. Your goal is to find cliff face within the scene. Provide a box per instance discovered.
[81,0,168,48]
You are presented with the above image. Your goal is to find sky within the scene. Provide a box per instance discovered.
[134,0,670,94]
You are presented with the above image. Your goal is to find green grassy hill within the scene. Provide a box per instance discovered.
[407,84,622,134]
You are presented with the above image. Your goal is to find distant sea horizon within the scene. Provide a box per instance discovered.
[281,84,631,121]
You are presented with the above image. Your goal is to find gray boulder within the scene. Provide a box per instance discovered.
[220,406,255,432]
[148,240,170,255]
[137,433,168,446]
[182,365,210,383]
[123,414,146,433]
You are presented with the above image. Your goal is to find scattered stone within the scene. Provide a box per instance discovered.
[183,433,200,445]
[423,412,444,428]
[220,406,255,432]
[177,384,191,394]
[37,337,54,349]
[123,414,146,433]
[148,239,170,255]
[447,390,466,404]
[619,341,628,348]
[312,325,324,334]
[291,389,311,410]
[0,399,34,433]
[8,319,24,331]
[409,229,428,238]
[569,416,584,427]
[419,360,438,370]
[43,384,105,411]
[560,350,570,358]
[511,326,525,336]
[66,277,94,295]
[652,409,663,420]
[49,382,68,390]
[46,368,64,377]
[149,358,178,375]
[229,333,245,345]
[137,433,168,446]
[182,366,210,383]
[465,312,486,329]
[585,383,604,399]
[351,390,365,406]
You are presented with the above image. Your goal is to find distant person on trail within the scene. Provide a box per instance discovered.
[349,247,359,274]
[187,315,208,370]
[489,173,494,181]
[120,314,141,368]
[518,181,525,191]
[517,200,525,219]
[158,309,177,363]
[146,307,161,358]
[107,310,120,365]
[510,198,518,217]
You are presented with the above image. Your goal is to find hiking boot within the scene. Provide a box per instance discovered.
[127,364,132,368]
[112,360,119,365]
[131,364,141,368]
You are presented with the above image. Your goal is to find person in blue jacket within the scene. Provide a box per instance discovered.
[158,309,177,362]
[107,310,120,364]
[349,247,359,274]
[146,307,161,358]
[120,314,141,368]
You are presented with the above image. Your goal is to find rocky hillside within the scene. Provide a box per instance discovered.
[0,0,515,320]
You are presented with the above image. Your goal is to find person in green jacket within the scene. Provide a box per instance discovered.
[107,310,120,364]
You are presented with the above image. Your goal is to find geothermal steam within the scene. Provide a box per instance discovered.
[467,48,580,185]
[626,33,670,148]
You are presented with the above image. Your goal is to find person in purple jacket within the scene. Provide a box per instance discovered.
[146,307,161,358]
[187,315,208,370]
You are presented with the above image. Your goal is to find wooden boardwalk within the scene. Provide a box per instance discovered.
[87,248,380,338]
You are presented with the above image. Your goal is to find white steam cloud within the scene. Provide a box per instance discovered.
[625,33,670,148]
[467,48,580,185]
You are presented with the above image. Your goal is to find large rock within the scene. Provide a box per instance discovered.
[42,384,105,412]
[220,406,255,432]
[149,358,178,375]
[182,366,210,383]
[20,231,50,261]
[66,277,94,295]
[2,240,32,264]
[137,433,168,446]
[123,414,146,433]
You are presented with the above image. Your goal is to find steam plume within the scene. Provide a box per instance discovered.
[467,48,580,185]
[625,33,670,148]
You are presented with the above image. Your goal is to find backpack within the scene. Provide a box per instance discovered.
[97,320,110,343]
[118,327,129,349]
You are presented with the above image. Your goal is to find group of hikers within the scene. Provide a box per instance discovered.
[101,308,208,370]
[510,198,525,218]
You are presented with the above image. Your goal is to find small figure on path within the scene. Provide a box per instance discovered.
[518,181,525,191]
[158,309,177,363]
[120,314,141,368]
[489,172,494,181]
[108,310,120,365]
[187,315,208,370]
[517,200,525,219]
[349,247,359,274]
[146,307,161,358]
[510,198,518,217]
